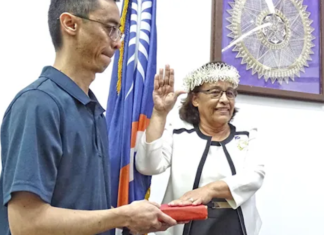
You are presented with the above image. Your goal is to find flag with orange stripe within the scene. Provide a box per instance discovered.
[106,0,157,230]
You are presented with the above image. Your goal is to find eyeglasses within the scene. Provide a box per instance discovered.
[197,88,237,100]
[73,14,124,42]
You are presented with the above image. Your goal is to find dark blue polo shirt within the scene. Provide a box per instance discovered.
[0,66,112,235]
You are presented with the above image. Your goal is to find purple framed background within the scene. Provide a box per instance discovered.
[211,0,324,102]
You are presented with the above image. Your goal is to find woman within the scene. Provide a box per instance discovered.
[136,61,265,235]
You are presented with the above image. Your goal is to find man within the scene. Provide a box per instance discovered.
[0,0,177,234]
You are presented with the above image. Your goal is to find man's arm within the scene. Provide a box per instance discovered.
[8,192,176,235]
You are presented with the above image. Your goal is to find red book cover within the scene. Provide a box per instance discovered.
[160,204,208,221]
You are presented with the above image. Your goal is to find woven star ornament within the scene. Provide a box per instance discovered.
[183,62,240,92]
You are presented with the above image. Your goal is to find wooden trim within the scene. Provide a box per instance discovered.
[211,0,223,62]
[238,84,324,102]
[320,0,324,98]
[211,0,324,103]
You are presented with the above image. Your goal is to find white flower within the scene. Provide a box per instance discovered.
[237,139,249,151]
[183,62,240,91]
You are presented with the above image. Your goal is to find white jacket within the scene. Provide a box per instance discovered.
[136,120,265,235]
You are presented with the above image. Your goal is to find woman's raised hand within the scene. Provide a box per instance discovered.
[153,65,186,115]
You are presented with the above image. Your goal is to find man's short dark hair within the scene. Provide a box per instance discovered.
[48,0,118,51]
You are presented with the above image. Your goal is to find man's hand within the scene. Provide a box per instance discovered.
[123,200,177,234]
[8,192,177,235]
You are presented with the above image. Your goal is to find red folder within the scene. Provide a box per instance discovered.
[160,204,208,221]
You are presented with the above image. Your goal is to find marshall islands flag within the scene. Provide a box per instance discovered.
[105,0,157,234]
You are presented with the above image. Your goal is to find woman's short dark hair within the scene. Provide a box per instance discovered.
[179,61,238,126]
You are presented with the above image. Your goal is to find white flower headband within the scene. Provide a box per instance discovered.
[183,62,240,91]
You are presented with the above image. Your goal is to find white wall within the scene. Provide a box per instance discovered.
[1,1,324,235]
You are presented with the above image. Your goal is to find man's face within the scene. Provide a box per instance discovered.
[76,0,121,73]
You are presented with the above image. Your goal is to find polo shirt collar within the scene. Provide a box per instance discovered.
[40,66,105,115]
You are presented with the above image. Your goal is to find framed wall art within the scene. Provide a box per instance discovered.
[211,0,324,102]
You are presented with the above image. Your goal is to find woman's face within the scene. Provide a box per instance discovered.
[192,81,236,126]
